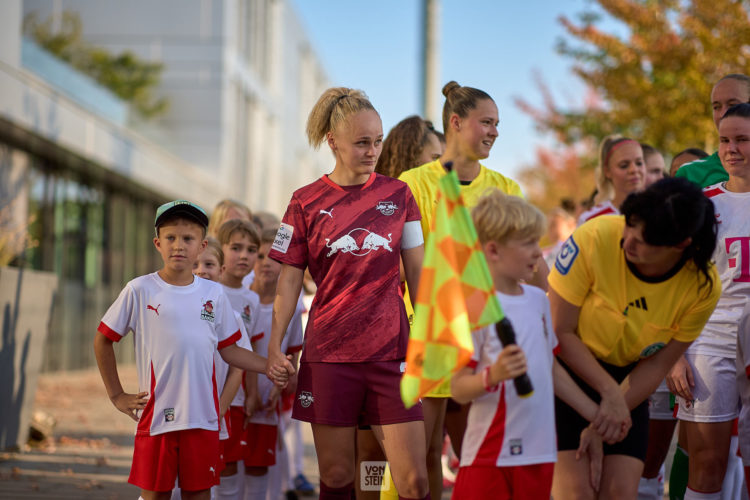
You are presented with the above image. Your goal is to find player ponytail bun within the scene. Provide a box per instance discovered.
[442,81,461,97]
[306,87,377,149]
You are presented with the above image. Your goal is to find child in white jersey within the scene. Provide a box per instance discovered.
[247,229,304,500]
[450,191,599,500]
[216,218,263,499]
[93,200,283,500]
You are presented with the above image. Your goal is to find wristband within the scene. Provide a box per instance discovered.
[482,366,499,393]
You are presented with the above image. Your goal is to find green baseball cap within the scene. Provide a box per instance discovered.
[154,200,209,232]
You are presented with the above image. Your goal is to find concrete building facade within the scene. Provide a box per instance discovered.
[0,0,331,370]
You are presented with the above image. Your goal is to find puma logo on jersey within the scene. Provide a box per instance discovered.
[623,296,648,316]
[320,209,333,218]
[147,304,161,316]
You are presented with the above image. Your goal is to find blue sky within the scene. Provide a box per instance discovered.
[290,0,610,184]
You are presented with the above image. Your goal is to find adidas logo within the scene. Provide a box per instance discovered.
[623,297,648,316]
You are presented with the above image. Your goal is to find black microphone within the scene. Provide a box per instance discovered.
[494,317,534,398]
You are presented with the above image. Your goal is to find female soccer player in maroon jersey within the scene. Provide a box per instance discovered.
[266,87,430,500]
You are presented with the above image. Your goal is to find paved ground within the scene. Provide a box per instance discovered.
[0,366,453,499]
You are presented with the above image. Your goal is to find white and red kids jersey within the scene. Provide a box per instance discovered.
[222,285,261,408]
[215,310,253,440]
[98,273,240,437]
[460,286,560,468]
[248,301,304,425]
[577,200,618,226]
[689,184,750,358]
[268,173,421,363]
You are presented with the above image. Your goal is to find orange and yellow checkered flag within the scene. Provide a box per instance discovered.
[401,170,504,408]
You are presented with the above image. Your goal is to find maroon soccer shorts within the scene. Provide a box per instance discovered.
[292,360,423,426]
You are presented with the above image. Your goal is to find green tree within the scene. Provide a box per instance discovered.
[518,0,750,155]
[23,11,168,119]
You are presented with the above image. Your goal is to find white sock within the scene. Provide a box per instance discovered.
[637,476,660,500]
[216,472,242,500]
[720,435,745,500]
[266,463,281,500]
[244,473,269,500]
[685,487,721,500]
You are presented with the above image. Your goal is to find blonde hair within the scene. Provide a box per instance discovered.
[472,190,546,244]
[217,219,261,247]
[306,87,378,149]
[594,135,640,204]
[203,236,224,266]
[208,199,252,237]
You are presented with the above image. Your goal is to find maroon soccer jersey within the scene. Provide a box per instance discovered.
[269,173,421,363]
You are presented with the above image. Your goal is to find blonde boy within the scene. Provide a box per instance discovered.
[94,200,279,500]
[450,190,599,500]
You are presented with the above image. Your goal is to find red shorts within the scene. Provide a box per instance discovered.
[223,406,246,463]
[243,423,278,467]
[129,429,220,492]
[451,463,554,500]
[292,361,423,426]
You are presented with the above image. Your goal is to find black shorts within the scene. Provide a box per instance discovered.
[555,360,649,461]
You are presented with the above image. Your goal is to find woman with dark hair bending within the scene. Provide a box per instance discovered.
[547,177,721,499]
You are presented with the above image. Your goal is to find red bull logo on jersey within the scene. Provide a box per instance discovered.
[201,300,215,322]
[376,201,398,216]
[509,439,523,456]
[325,229,393,257]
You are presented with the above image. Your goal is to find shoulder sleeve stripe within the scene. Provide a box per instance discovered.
[286,344,303,354]
[466,359,479,370]
[97,322,122,342]
[590,207,616,219]
[250,332,265,343]
[703,187,723,198]
[218,330,242,350]
[553,345,561,357]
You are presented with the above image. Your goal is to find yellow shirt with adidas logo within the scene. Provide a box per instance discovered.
[547,215,720,367]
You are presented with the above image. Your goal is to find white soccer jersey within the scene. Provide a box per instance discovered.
[460,286,559,468]
[98,273,240,437]
[248,300,304,426]
[215,310,253,440]
[222,285,261,408]
[688,184,750,358]
[577,200,618,226]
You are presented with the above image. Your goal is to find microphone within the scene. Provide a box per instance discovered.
[494,317,534,398]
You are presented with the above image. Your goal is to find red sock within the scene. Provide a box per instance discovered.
[319,480,354,500]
